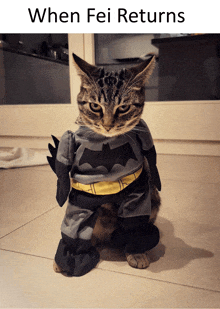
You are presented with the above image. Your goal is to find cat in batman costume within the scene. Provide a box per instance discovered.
[47,53,161,277]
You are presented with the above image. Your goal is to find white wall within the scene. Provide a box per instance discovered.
[143,100,220,156]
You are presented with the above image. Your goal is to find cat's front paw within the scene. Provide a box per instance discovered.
[126,252,150,269]
[53,260,63,273]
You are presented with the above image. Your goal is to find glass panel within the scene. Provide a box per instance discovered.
[94,33,220,101]
[0,34,70,105]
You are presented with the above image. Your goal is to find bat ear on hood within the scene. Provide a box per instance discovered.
[72,53,101,88]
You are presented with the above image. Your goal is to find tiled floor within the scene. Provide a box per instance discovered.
[1,155,220,308]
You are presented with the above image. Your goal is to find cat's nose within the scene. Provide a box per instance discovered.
[102,113,114,132]
[103,125,112,132]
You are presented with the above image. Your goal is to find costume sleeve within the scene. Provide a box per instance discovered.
[143,146,161,191]
[55,130,75,206]
[136,120,161,191]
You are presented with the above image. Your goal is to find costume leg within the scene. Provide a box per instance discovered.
[111,169,160,255]
[111,217,160,254]
[55,197,100,277]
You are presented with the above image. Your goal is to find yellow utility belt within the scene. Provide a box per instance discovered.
[71,166,143,195]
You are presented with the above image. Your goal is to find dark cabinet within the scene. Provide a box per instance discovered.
[152,34,220,101]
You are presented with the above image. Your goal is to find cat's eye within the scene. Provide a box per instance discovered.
[117,105,130,113]
[89,103,102,113]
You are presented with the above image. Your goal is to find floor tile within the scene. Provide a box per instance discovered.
[0,167,57,238]
[98,180,220,292]
[1,156,220,308]
[1,179,219,293]
[1,250,220,308]
[0,206,65,260]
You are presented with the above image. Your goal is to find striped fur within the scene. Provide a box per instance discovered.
[73,53,156,137]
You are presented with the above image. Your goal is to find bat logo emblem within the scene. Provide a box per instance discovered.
[79,142,137,172]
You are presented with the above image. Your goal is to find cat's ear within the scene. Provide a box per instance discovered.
[72,53,100,88]
[126,54,156,90]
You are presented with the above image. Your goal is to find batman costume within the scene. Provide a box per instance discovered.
[48,119,161,276]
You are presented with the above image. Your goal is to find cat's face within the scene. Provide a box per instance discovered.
[73,53,155,137]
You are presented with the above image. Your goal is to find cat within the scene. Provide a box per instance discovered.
[49,53,161,276]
